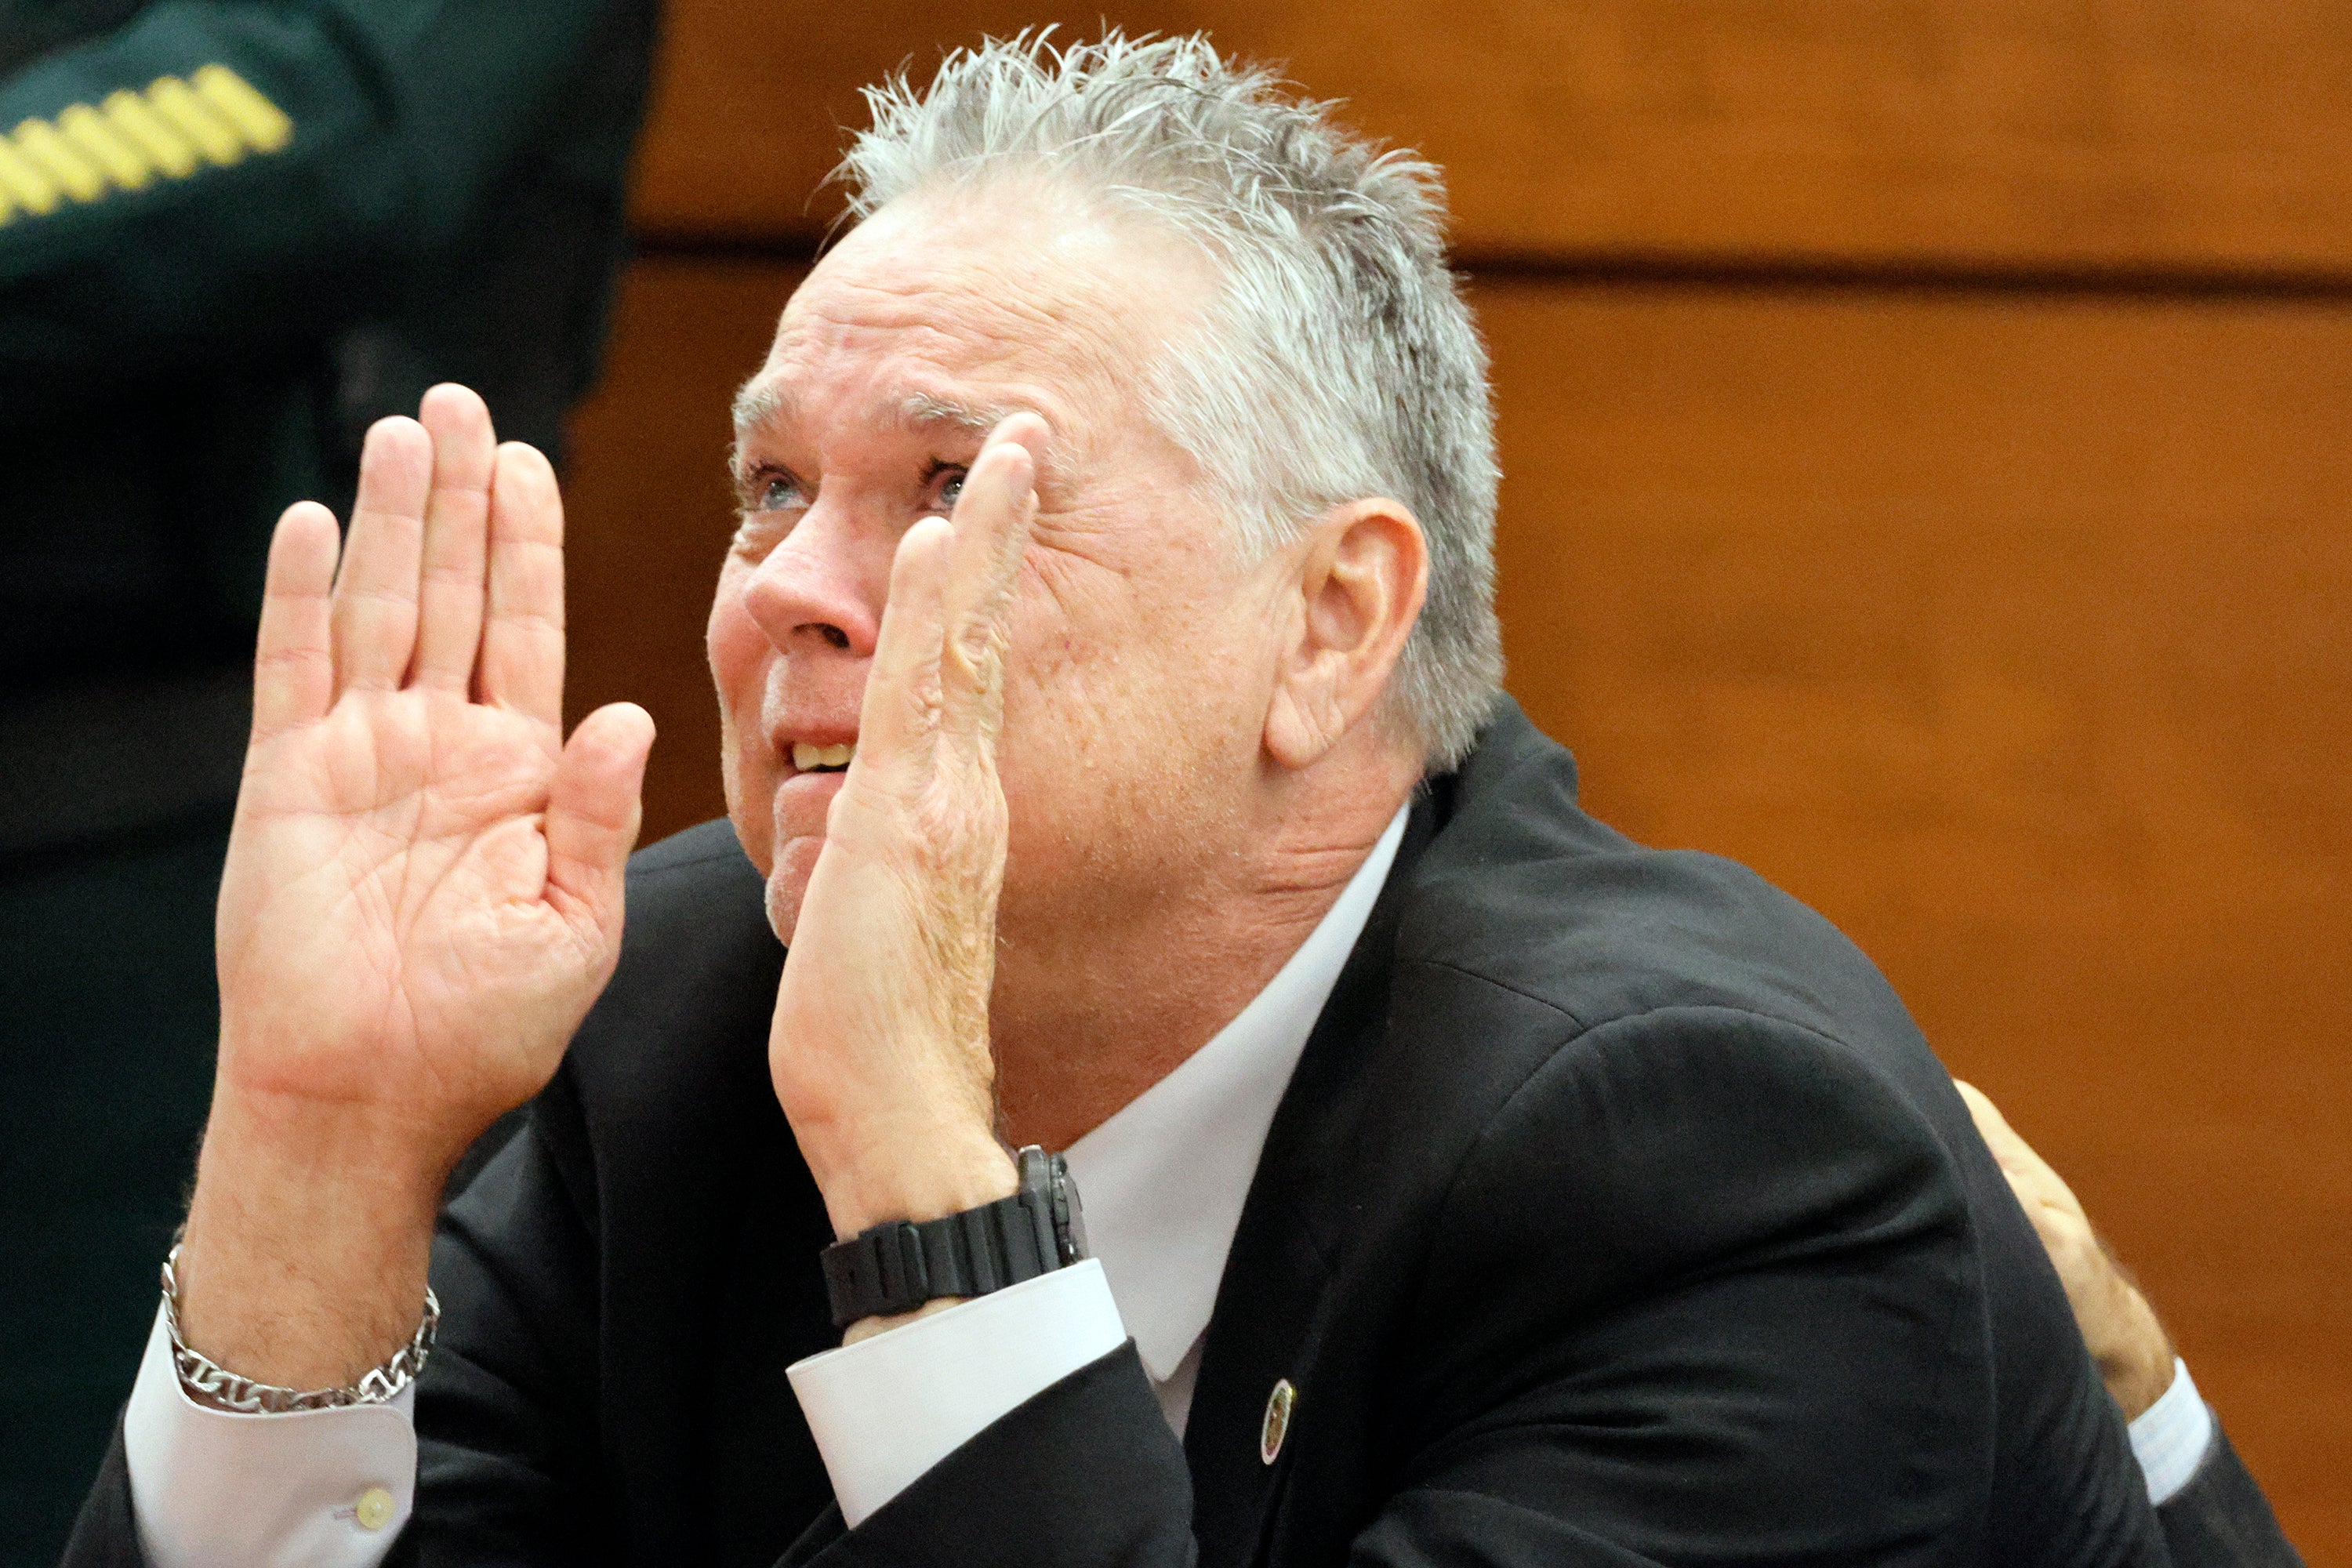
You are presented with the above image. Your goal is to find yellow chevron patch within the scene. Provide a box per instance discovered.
[0,65,290,227]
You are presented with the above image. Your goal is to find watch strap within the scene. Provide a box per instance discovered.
[819,1152,1070,1328]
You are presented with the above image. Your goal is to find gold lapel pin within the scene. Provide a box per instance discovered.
[1260,1377,1296,1465]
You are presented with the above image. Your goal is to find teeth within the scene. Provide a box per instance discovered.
[792,741,856,771]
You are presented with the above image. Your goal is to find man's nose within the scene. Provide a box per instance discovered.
[739,503,887,657]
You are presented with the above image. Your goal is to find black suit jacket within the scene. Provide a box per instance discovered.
[67,702,2303,1566]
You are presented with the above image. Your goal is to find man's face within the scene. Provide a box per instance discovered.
[711,192,1279,948]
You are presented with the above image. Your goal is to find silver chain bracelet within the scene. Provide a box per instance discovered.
[161,1243,440,1414]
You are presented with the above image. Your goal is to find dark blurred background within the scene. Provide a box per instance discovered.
[6,1,2348,1562]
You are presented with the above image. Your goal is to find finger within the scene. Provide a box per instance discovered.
[249,503,343,742]
[411,385,498,693]
[1955,1080,2087,1222]
[936,416,1046,750]
[1956,1081,2038,1178]
[544,702,655,937]
[480,441,567,727]
[854,516,955,784]
[331,417,434,694]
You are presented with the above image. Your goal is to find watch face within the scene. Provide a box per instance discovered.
[1054,1163,1090,1263]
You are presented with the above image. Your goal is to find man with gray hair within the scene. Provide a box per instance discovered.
[64,33,2291,1568]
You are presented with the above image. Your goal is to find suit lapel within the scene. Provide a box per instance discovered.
[1182,793,1443,1568]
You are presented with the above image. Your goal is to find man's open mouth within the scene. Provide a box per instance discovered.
[792,742,857,774]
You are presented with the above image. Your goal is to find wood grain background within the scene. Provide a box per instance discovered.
[559,4,2350,1552]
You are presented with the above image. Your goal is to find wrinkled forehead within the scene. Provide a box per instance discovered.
[738,194,1213,445]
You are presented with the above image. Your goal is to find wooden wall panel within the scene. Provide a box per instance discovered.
[561,260,802,834]
[561,259,2350,1554]
[1479,280,2352,1551]
[633,0,2352,275]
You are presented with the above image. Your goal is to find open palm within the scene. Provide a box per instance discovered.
[215,386,652,1174]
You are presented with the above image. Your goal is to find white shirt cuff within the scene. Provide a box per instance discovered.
[2128,1356,2216,1507]
[786,1258,1126,1527]
[124,1301,418,1568]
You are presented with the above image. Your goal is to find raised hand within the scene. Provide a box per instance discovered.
[177,386,652,1388]
[768,415,1048,1254]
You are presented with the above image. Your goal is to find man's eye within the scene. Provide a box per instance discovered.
[937,470,966,510]
[759,475,805,511]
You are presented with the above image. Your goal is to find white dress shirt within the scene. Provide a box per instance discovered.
[2132,1359,2216,1504]
[789,805,1410,1522]
[120,800,2208,1557]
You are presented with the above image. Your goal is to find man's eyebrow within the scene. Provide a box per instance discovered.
[898,391,1022,435]
[729,379,1034,445]
[731,379,786,438]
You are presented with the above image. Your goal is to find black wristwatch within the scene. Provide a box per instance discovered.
[818,1146,1089,1330]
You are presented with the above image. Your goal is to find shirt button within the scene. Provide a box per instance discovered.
[354,1487,395,1531]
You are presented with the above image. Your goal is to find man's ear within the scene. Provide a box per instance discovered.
[1263,499,1428,771]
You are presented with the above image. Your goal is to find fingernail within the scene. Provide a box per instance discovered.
[1004,445,1036,485]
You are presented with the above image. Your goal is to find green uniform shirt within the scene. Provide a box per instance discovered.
[0,0,658,699]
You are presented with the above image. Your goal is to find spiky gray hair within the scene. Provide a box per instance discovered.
[837,31,1503,768]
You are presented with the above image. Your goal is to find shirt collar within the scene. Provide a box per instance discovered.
[1065,806,1409,1381]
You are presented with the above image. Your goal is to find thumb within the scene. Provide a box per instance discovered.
[545,702,655,937]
